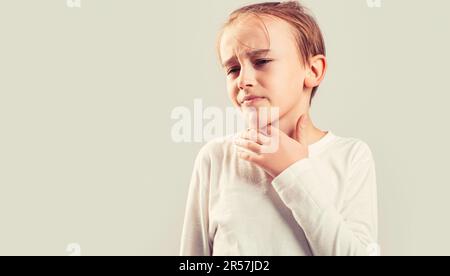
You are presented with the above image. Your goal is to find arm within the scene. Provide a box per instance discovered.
[179,149,212,256]
[271,143,378,256]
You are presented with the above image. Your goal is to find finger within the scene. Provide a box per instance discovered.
[261,124,281,154]
[246,108,259,130]
[237,148,261,163]
[261,122,272,137]
[266,123,282,137]
[240,129,271,145]
[265,123,271,136]
[234,138,263,154]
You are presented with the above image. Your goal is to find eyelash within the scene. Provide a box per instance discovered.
[227,59,272,75]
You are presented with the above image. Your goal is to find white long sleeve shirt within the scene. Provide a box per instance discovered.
[180,131,378,256]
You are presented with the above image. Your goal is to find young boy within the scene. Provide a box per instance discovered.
[180,1,378,256]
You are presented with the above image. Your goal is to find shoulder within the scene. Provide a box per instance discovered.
[330,133,375,166]
[194,134,235,165]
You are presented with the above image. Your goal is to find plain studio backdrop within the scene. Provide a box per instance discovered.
[0,0,449,256]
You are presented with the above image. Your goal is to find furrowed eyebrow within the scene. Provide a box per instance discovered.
[222,49,271,68]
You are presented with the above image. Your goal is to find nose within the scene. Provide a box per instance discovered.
[237,63,255,90]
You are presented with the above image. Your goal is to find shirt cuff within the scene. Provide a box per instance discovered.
[272,158,313,186]
[271,158,333,211]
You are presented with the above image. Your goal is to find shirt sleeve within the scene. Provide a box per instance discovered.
[179,148,212,256]
[271,142,378,256]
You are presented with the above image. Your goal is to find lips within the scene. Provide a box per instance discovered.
[240,95,266,104]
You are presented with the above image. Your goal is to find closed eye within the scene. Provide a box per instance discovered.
[254,59,272,66]
[227,67,240,75]
[226,59,273,76]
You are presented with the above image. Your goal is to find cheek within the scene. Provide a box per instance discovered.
[266,71,299,98]
[265,70,304,110]
[226,82,240,106]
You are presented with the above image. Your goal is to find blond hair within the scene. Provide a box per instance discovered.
[216,1,326,105]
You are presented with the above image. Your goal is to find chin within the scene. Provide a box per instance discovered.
[242,106,282,130]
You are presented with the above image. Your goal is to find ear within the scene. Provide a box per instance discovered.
[304,55,327,90]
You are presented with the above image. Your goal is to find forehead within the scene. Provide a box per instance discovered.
[219,14,298,64]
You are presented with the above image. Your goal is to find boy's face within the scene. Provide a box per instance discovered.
[220,15,309,126]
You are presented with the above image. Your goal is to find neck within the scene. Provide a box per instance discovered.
[276,104,323,146]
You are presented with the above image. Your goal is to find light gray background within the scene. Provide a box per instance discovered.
[0,0,449,255]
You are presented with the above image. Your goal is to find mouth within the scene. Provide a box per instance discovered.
[240,95,267,106]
